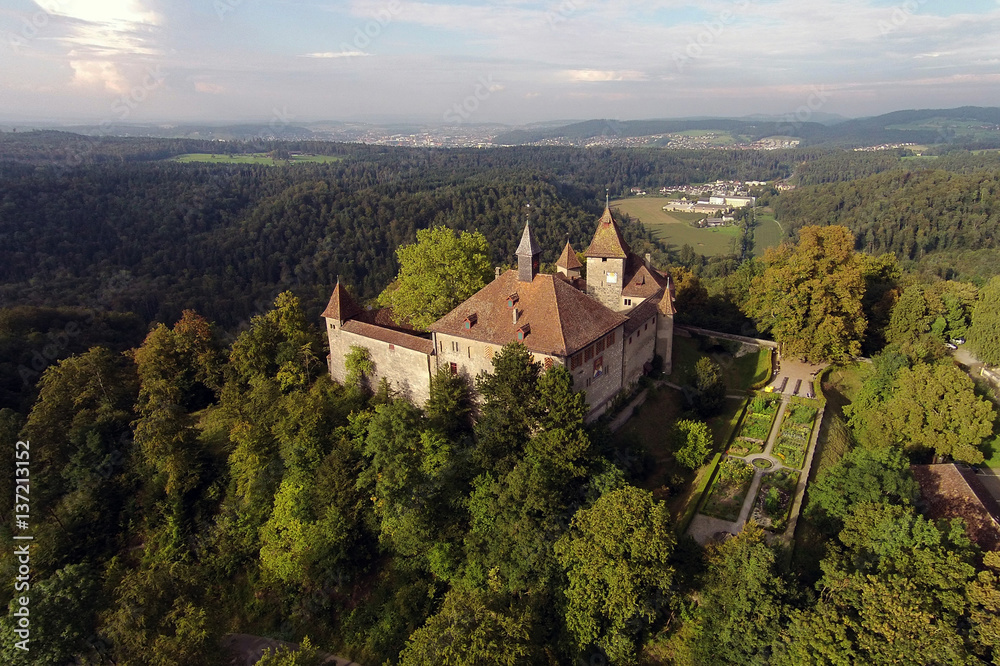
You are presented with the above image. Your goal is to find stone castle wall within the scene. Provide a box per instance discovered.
[326,322,433,405]
[623,313,657,388]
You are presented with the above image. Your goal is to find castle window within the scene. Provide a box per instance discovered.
[507,293,519,308]
[516,323,530,341]
[644,322,648,332]
[389,344,395,351]
[593,356,604,378]
[544,357,554,370]
[608,331,615,345]
[571,353,582,369]
[596,338,605,353]
[624,298,632,306]
[468,347,471,358]
[450,362,458,375]
[629,336,632,345]
[451,341,460,353]
[584,346,594,361]
[464,313,477,329]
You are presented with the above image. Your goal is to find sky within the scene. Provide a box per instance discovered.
[1,0,999,126]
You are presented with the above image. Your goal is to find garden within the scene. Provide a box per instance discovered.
[752,469,799,532]
[701,457,756,521]
[728,393,780,456]
[771,400,818,469]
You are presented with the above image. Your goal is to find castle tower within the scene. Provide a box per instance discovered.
[556,240,583,280]
[584,204,631,309]
[516,221,541,283]
[655,276,677,374]
[321,281,363,330]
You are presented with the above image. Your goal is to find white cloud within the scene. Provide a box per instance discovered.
[566,69,646,82]
[301,50,371,58]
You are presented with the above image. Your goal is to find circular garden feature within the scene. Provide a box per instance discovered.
[751,457,773,470]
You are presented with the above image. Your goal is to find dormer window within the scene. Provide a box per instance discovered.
[507,293,519,308]
[516,323,530,341]
[464,313,477,329]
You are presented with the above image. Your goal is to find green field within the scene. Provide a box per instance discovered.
[611,197,739,256]
[171,153,343,165]
[752,213,785,257]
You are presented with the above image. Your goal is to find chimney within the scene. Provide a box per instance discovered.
[512,307,518,324]
[645,252,652,268]
[495,267,502,280]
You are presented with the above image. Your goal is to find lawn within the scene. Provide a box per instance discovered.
[612,382,745,521]
[752,213,785,257]
[728,393,780,455]
[671,335,771,392]
[982,435,1000,470]
[172,153,343,165]
[610,198,740,257]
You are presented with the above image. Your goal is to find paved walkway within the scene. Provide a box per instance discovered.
[687,386,826,547]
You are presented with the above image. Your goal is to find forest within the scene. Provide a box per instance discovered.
[2,131,1000,665]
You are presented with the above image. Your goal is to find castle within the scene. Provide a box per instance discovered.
[323,205,676,421]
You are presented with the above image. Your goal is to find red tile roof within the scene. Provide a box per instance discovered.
[556,241,583,270]
[622,261,668,299]
[321,283,364,321]
[341,320,435,355]
[624,296,661,336]
[429,270,628,357]
[584,206,631,259]
[912,464,1000,551]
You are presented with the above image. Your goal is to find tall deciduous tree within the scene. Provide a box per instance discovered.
[673,522,786,666]
[879,363,995,463]
[673,419,712,470]
[555,486,675,664]
[377,226,493,330]
[806,445,918,524]
[970,275,1000,366]
[743,225,867,363]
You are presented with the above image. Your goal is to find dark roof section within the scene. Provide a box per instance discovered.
[556,241,583,270]
[584,206,631,259]
[912,464,1000,551]
[622,261,668,299]
[429,270,628,357]
[321,283,364,321]
[516,222,542,257]
[341,320,435,355]
[624,295,661,336]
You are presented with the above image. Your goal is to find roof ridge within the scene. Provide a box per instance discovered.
[546,275,570,355]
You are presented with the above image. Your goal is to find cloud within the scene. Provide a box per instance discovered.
[301,50,371,58]
[69,60,130,94]
[194,81,226,94]
[566,70,647,82]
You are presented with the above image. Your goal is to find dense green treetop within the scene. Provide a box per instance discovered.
[970,275,1000,366]
[377,226,493,330]
[744,225,867,362]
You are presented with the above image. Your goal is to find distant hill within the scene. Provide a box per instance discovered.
[491,107,1000,148]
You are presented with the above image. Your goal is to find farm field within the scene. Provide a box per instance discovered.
[752,212,785,256]
[610,197,740,256]
[171,153,343,165]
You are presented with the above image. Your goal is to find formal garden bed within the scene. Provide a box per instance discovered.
[771,400,818,469]
[728,393,780,456]
[701,457,756,521]
[752,469,799,532]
